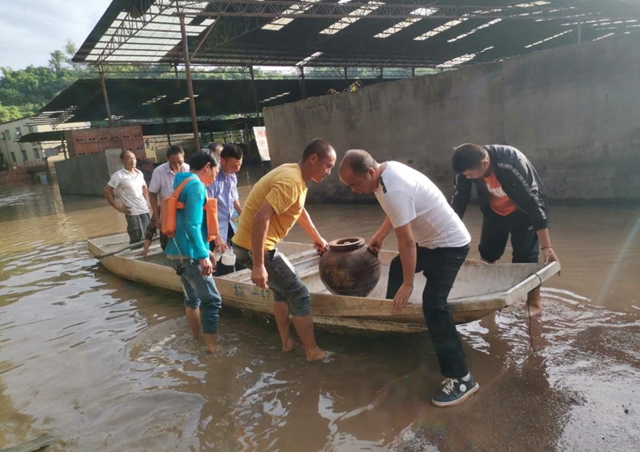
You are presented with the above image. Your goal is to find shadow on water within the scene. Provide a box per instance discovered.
[1,184,639,451]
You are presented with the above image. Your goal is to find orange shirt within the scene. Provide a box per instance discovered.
[483,172,517,216]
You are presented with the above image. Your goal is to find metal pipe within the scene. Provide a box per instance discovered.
[179,14,201,151]
[577,21,582,44]
[61,138,68,160]
[298,66,307,99]
[99,67,114,127]
[249,66,262,126]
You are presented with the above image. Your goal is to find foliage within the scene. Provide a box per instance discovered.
[0,40,86,123]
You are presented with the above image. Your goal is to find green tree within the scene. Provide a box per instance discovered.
[48,50,66,74]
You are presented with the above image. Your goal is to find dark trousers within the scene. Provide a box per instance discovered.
[212,224,245,276]
[479,209,539,263]
[125,213,151,246]
[387,244,470,379]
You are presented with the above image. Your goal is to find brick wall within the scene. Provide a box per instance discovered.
[64,126,145,159]
[0,167,33,186]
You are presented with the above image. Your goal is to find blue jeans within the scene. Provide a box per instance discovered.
[170,259,222,334]
[233,244,311,317]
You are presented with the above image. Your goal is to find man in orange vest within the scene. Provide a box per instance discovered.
[164,151,222,353]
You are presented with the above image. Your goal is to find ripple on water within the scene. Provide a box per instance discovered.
[3,189,640,451]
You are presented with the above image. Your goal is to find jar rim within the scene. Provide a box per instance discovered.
[328,237,365,252]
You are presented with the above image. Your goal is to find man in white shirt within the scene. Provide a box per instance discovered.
[339,149,478,407]
[103,150,151,246]
[142,145,190,257]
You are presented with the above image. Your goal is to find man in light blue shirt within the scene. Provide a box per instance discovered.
[207,143,244,275]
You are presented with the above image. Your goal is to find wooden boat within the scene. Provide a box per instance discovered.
[88,233,561,334]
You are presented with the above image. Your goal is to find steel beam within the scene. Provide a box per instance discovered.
[89,0,619,65]
[179,13,201,150]
[193,1,608,21]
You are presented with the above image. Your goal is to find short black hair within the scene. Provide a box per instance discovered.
[120,150,134,159]
[301,138,335,161]
[452,143,487,173]
[220,143,243,160]
[189,150,219,170]
[166,144,184,158]
[207,142,223,152]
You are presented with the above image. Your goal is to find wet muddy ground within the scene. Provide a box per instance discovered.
[1,182,639,451]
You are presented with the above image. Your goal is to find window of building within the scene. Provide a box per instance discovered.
[21,150,27,162]
[4,129,10,141]
[33,148,40,159]
[10,152,16,162]
[15,127,22,139]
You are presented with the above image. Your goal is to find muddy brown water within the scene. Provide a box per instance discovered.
[1,178,639,451]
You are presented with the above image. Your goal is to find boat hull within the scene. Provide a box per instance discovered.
[88,233,560,333]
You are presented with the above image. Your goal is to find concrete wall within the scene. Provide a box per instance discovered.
[55,151,123,196]
[264,33,640,203]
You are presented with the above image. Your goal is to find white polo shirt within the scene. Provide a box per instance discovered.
[148,162,190,202]
[374,161,470,249]
[107,168,149,216]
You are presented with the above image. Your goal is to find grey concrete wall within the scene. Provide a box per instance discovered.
[55,149,126,195]
[264,33,640,203]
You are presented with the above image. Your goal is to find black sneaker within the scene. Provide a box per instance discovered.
[432,375,479,407]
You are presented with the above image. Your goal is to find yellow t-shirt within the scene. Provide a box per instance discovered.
[232,163,307,251]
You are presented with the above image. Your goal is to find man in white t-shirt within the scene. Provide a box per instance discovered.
[103,150,151,246]
[339,149,478,407]
[142,145,190,257]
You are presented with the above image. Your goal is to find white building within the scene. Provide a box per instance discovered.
[0,116,90,170]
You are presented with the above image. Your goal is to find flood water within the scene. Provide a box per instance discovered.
[1,176,639,451]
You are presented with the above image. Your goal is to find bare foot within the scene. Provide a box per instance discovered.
[204,334,217,354]
[282,337,296,352]
[305,347,326,362]
[526,301,543,318]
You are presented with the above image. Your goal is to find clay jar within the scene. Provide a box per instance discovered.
[319,237,381,297]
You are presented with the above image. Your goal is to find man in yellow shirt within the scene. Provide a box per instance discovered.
[232,138,337,361]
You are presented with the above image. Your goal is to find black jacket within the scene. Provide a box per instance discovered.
[451,145,549,230]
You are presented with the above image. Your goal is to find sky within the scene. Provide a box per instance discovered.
[0,0,112,70]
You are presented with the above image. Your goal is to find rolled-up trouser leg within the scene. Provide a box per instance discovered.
[171,259,222,334]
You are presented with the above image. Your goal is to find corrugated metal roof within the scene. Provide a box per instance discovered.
[73,0,640,69]
[32,77,396,125]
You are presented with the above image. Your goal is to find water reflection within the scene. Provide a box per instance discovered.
[0,182,639,451]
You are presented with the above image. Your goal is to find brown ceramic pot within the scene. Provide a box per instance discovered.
[319,237,381,297]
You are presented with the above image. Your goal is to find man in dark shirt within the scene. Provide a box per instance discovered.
[451,143,560,316]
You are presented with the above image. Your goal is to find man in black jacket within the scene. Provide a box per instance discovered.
[451,143,560,316]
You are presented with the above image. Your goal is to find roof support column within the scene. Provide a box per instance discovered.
[61,138,68,160]
[249,66,262,126]
[99,67,113,128]
[343,67,348,80]
[577,21,582,44]
[179,13,201,151]
[298,67,307,99]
